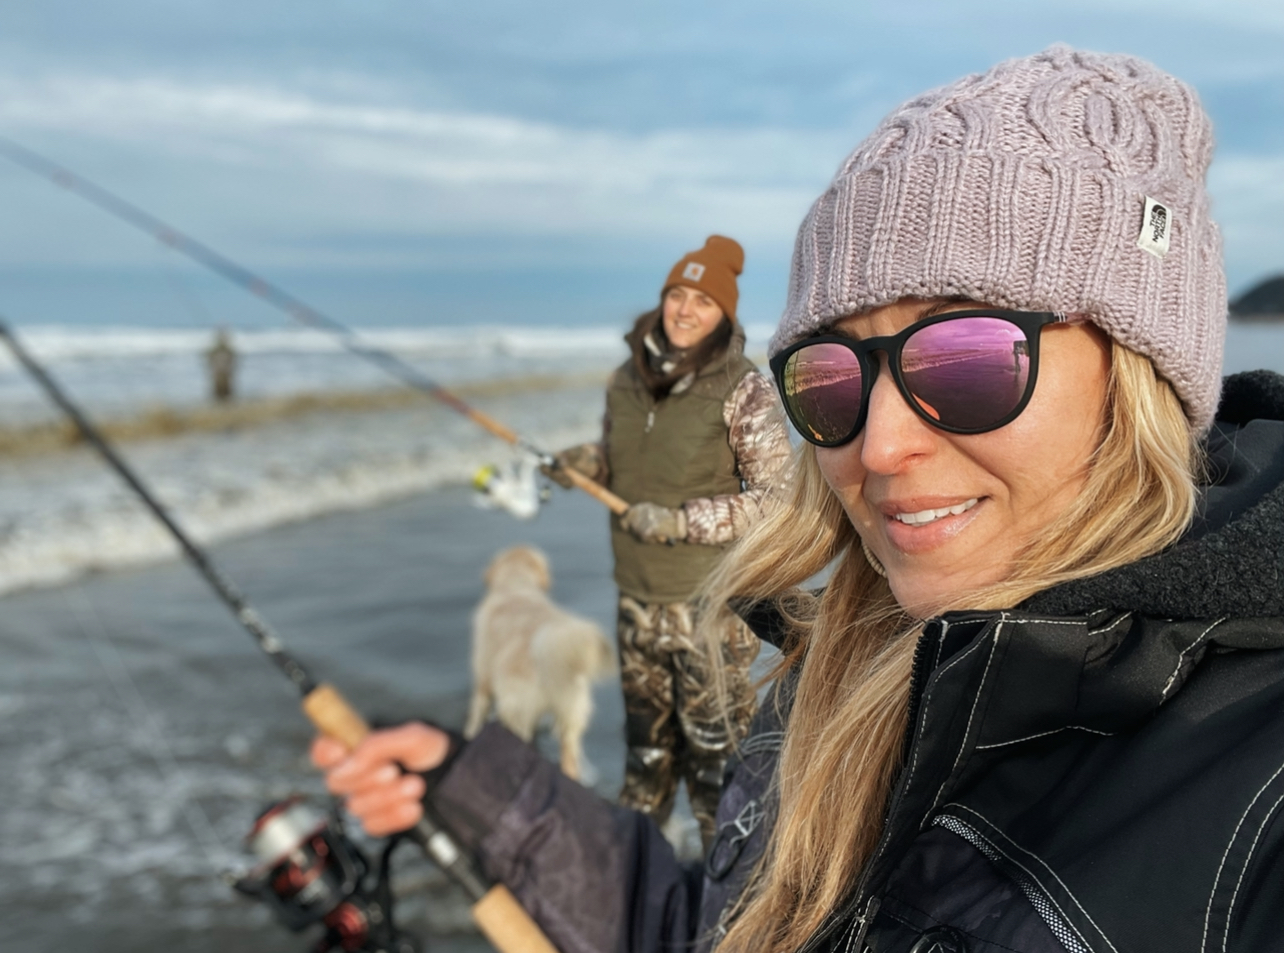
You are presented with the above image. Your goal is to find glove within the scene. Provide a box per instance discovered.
[621,502,688,544]
[540,443,605,489]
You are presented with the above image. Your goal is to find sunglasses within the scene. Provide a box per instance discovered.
[769,309,1071,447]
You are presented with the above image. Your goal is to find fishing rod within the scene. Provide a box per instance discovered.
[0,318,560,953]
[0,135,628,516]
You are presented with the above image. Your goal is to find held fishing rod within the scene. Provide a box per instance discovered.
[0,135,628,516]
[0,319,560,953]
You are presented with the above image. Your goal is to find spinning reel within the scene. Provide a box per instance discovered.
[234,796,421,953]
[472,456,550,520]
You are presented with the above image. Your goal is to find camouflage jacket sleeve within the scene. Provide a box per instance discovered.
[682,369,793,546]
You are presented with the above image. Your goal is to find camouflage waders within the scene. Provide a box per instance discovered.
[616,595,759,848]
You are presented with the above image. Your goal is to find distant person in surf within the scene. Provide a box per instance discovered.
[543,235,792,849]
[206,327,237,403]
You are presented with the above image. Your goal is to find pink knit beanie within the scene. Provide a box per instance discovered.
[771,46,1226,431]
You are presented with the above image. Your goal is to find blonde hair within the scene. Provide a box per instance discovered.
[703,341,1201,952]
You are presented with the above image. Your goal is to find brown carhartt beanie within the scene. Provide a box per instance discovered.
[771,46,1226,431]
[664,235,745,321]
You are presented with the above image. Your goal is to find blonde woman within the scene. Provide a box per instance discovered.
[314,48,1284,952]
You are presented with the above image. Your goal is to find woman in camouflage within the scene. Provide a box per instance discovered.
[547,235,791,848]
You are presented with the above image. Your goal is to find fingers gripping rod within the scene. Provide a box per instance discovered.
[0,321,559,953]
[0,136,629,517]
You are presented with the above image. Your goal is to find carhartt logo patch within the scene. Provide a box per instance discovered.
[682,262,706,282]
[1136,196,1172,260]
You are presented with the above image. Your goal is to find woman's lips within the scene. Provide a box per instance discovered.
[881,497,985,554]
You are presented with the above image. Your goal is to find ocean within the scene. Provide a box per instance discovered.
[1,319,1281,951]
[0,320,739,952]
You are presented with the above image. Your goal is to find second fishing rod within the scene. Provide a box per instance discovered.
[0,135,629,517]
[0,318,560,953]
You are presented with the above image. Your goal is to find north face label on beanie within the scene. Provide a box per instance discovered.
[1136,196,1172,260]
[682,262,706,282]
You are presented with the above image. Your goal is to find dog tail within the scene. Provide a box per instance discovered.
[590,625,616,678]
[534,618,616,684]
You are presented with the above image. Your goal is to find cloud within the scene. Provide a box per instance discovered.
[0,57,1279,294]
[0,73,840,254]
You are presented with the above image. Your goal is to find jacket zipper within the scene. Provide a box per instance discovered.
[799,627,941,951]
[849,896,880,952]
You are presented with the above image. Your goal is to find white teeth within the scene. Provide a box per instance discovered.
[893,498,979,526]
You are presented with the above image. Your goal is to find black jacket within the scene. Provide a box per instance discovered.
[431,370,1284,953]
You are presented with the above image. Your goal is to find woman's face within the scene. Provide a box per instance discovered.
[662,284,725,349]
[815,298,1112,617]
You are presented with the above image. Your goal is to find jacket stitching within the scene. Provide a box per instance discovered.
[738,731,785,757]
[1161,617,1228,700]
[1083,616,1135,637]
[903,631,991,827]
[1223,787,1284,953]
[998,618,1087,627]
[929,620,1005,816]
[835,906,861,952]
[947,803,1120,953]
[860,623,999,890]
[1086,612,1132,636]
[975,725,1115,751]
[1201,755,1284,953]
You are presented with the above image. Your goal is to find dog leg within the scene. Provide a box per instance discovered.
[464,680,492,739]
[554,677,593,781]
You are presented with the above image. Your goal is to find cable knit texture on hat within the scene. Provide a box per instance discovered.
[772,46,1226,430]
[665,235,745,321]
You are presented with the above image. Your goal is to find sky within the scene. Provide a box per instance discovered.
[0,0,1280,330]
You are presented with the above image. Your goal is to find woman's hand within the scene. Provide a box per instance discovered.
[540,443,606,489]
[621,501,688,543]
[310,722,452,837]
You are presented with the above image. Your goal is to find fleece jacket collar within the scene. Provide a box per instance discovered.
[1023,369,1284,620]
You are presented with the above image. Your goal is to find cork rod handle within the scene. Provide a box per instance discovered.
[302,682,372,749]
[562,467,630,515]
[474,885,561,953]
[301,682,563,953]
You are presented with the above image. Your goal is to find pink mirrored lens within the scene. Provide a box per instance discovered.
[782,343,864,443]
[901,317,1030,430]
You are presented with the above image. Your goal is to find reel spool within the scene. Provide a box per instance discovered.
[471,457,548,520]
[233,796,420,953]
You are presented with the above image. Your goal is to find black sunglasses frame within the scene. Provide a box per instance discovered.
[769,308,1069,447]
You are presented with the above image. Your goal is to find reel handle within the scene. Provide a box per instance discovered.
[301,682,561,953]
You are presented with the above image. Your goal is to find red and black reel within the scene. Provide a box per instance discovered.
[233,796,420,953]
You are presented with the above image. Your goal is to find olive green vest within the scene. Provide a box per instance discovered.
[606,339,756,603]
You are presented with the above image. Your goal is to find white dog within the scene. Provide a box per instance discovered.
[465,545,614,780]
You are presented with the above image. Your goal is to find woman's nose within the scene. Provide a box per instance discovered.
[858,354,937,474]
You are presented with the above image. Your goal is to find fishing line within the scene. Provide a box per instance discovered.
[60,586,236,872]
[151,239,218,330]
[0,135,627,515]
